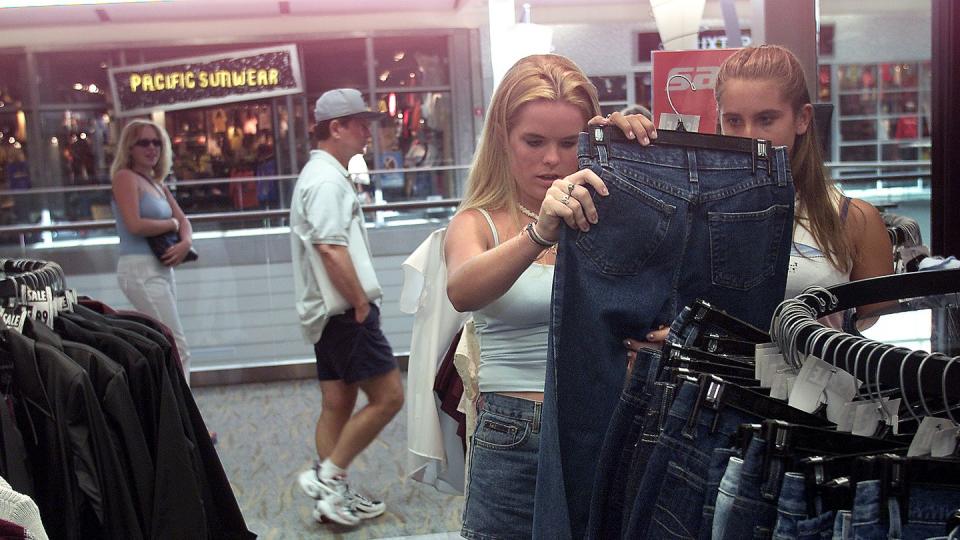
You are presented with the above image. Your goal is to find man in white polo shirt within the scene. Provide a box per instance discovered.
[291,88,404,527]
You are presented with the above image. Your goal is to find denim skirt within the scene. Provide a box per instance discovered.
[462,393,542,540]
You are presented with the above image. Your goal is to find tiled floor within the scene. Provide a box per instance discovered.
[194,378,464,539]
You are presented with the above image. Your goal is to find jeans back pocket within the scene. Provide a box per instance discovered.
[708,204,791,291]
[576,174,675,276]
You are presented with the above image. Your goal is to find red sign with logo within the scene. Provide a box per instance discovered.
[652,48,739,134]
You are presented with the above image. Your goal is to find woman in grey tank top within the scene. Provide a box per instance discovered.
[110,119,194,385]
[444,54,653,539]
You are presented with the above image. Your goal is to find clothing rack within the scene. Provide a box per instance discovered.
[772,268,960,402]
[0,258,65,298]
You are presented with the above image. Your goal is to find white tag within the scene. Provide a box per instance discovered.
[836,401,859,432]
[788,355,834,413]
[66,289,79,309]
[882,398,900,427]
[0,306,27,334]
[758,353,789,388]
[852,400,886,437]
[754,342,781,357]
[784,375,797,397]
[907,417,956,457]
[770,371,789,400]
[930,427,960,458]
[823,367,861,424]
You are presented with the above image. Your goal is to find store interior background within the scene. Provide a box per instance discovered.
[0,0,941,381]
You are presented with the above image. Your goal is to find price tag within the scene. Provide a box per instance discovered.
[789,355,834,413]
[836,401,859,432]
[930,426,960,458]
[0,305,27,333]
[907,417,956,457]
[823,366,860,424]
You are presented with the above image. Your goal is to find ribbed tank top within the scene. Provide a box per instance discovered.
[113,177,173,256]
[472,209,553,393]
[784,196,852,299]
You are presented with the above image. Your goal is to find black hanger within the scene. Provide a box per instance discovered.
[692,332,759,356]
[662,341,755,369]
[690,299,770,343]
[592,126,775,176]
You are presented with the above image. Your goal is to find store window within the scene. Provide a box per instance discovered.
[166,101,281,213]
[834,61,931,164]
[302,38,368,95]
[36,51,113,105]
[633,72,653,116]
[0,53,28,230]
[591,75,628,116]
[370,36,453,209]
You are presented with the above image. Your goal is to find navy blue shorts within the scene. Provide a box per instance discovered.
[314,304,396,384]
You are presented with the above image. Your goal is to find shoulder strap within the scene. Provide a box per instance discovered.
[839,196,852,224]
[476,208,500,246]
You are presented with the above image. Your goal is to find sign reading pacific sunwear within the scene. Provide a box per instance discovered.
[108,44,303,116]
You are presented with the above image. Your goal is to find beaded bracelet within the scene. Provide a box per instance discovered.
[524,222,557,248]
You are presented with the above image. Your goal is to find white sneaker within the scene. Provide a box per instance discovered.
[298,467,325,499]
[299,465,386,520]
[312,475,360,526]
[345,487,386,519]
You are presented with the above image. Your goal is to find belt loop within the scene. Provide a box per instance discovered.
[592,126,609,166]
[686,148,699,184]
[532,401,542,434]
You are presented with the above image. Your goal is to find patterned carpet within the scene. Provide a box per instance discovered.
[193,378,463,539]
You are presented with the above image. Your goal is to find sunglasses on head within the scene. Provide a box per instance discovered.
[133,138,162,148]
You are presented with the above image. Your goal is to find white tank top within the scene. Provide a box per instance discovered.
[472,209,553,393]
[783,196,852,299]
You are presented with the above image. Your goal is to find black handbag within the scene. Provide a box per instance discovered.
[147,232,198,262]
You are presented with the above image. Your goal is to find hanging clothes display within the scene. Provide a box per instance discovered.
[561,263,960,539]
[534,126,796,539]
[0,259,255,540]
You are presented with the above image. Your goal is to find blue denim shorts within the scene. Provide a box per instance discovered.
[462,393,542,540]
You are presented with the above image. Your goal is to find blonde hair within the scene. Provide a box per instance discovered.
[459,54,600,219]
[110,119,173,183]
[716,45,852,272]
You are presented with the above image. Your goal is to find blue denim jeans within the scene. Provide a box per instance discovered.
[833,509,852,540]
[887,483,960,540]
[534,129,794,538]
[701,447,742,540]
[850,480,887,540]
[623,380,758,539]
[718,436,783,539]
[713,455,744,539]
[774,472,836,540]
[585,348,661,539]
[462,393,542,540]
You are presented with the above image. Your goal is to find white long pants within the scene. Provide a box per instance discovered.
[116,254,191,385]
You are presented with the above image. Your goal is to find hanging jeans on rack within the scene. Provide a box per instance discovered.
[533,128,795,539]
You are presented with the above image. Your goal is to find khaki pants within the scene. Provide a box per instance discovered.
[117,254,191,385]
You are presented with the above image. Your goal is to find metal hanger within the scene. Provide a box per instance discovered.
[942,355,959,424]
[665,73,695,132]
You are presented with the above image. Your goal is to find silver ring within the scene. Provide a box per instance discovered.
[567,182,575,195]
[559,194,571,206]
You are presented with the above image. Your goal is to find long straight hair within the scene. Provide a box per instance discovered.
[110,119,173,183]
[459,54,600,221]
[716,45,853,272]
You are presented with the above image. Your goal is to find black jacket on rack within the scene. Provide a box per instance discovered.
[4,327,143,539]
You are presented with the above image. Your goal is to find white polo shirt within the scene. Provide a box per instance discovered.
[290,149,382,344]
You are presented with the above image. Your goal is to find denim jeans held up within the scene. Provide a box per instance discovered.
[533,128,794,539]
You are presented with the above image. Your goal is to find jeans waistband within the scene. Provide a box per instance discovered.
[479,392,542,433]
[580,125,790,186]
